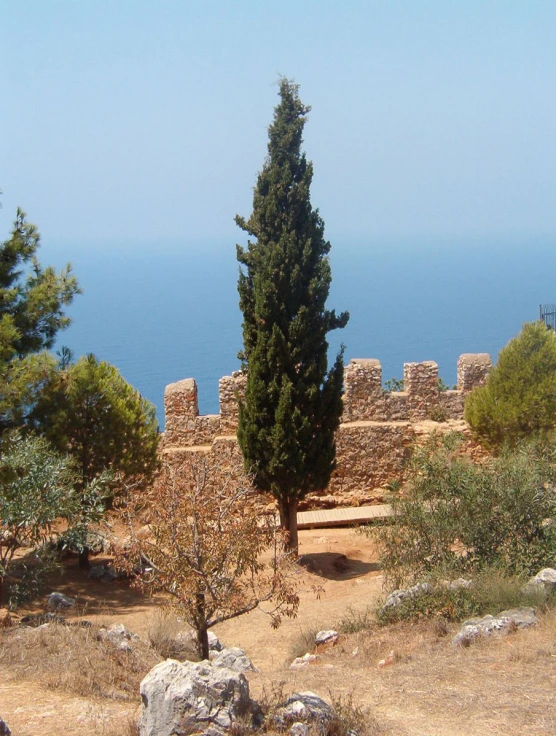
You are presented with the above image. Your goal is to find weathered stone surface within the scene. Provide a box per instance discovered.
[274,692,336,730]
[443,577,472,590]
[290,653,319,669]
[219,372,246,434]
[453,607,538,646]
[211,647,255,672]
[0,716,12,736]
[88,564,120,582]
[97,622,138,649]
[525,568,556,591]
[47,592,76,610]
[163,355,491,508]
[405,361,439,420]
[289,723,309,736]
[139,659,251,736]
[315,630,339,646]
[382,582,433,610]
[457,353,492,393]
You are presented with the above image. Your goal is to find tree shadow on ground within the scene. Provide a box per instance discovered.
[5,555,159,620]
[297,552,380,581]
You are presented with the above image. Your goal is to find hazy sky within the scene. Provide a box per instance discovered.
[2,1,555,251]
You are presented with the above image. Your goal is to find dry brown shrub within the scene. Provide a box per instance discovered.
[0,622,160,700]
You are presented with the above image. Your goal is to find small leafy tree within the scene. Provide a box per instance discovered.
[32,354,159,566]
[0,208,80,431]
[465,321,556,448]
[0,431,106,604]
[236,78,349,553]
[116,454,299,659]
[376,433,556,589]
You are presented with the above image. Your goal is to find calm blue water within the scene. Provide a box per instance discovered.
[45,237,555,427]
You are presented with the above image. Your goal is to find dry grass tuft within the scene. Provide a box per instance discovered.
[0,622,161,700]
[147,608,199,661]
[287,626,319,661]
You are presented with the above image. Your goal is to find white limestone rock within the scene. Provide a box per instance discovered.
[453,607,538,646]
[211,647,256,672]
[315,629,339,646]
[47,592,76,610]
[139,659,251,736]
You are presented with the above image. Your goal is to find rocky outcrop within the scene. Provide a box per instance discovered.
[47,592,76,610]
[524,568,556,592]
[453,607,538,646]
[139,659,252,736]
[381,582,433,610]
[273,692,337,731]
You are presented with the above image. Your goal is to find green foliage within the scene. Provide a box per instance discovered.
[0,208,80,430]
[0,431,107,600]
[338,606,375,634]
[32,354,159,492]
[376,568,552,625]
[383,377,404,392]
[235,79,348,544]
[384,377,454,393]
[465,321,556,448]
[375,433,556,589]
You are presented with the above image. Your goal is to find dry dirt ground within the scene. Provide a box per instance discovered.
[1,528,556,736]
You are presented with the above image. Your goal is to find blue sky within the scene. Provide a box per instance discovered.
[2,1,555,251]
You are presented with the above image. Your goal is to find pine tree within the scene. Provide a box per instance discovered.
[236,79,349,552]
[0,208,80,430]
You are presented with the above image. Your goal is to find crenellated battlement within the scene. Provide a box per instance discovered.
[164,354,491,447]
[162,354,491,508]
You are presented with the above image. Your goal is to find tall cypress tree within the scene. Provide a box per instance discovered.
[236,79,349,552]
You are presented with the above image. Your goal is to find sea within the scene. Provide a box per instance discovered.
[45,236,556,428]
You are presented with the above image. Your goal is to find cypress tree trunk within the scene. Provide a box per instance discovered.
[278,499,299,556]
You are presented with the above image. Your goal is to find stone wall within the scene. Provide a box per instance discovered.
[162,353,491,508]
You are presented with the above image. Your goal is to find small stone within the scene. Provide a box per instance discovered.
[315,629,339,646]
[88,564,120,583]
[290,723,309,736]
[47,592,76,610]
[378,650,395,668]
[0,716,12,736]
[290,653,319,669]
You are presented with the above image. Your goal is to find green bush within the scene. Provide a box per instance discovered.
[376,568,552,625]
[465,321,556,448]
[374,433,556,589]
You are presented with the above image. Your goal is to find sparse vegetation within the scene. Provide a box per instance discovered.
[338,606,375,635]
[146,608,200,660]
[0,621,160,700]
[374,432,556,591]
